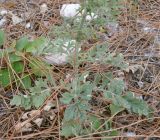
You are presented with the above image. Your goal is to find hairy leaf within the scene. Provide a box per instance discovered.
[60,92,74,104]
[110,104,124,115]
[0,69,10,87]
[11,61,24,73]
[108,79,124,95]
[10,95,21,106]
[9,54,22,63]
[15,36,29,51]
[0,30,5,46]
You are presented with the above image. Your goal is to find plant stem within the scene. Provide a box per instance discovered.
[74,2,87,76]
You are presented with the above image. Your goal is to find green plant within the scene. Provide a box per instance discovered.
[60,64,151,138]
[10,79,51,109]
[0,0,153,138]
[0,30,52,110]
[55,0,152,138]
[60,73,93,137]
[50,0,124,42]
[0,32,51,88]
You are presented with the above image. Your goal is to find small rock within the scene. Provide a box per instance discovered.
[86,12,97,21]
[11,13,23,25]
[138,81,144,88]
[0,0,6,2]
[83,74,88,83]
[33,118,43,127]
[21,110,41,120]
[15,121,31,131]
[50,114,55,120]
[0,9,8,16]
[124,132,136,137]
[43,39,80,65]
[60,4,81,18]
[106,22,119,36]
[133,93,143,100]
[60,4,97,21]
[154,35,160,45]
[0,18,6,27]
[126,65,144,73]
[25,22,31,29]
[44,101,55,111]
[22,112,29,120]
[40,3,48,13]
[143,27,152,33]
[21,123,32,132]
[43,53,68,65]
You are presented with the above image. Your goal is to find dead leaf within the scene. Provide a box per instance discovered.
[33,118,43,127]
[125,65,144,73]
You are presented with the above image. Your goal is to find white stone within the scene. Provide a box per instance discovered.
[86,12,97,21]
[155,35,160,45]
[21,123,32,132]
[124,132,136,137]
[83,74,88,83]
[143,27,151,33]
[44,101,54,111]
[60,4,97,21]
[43,53,68,65]
[0,18,6,27]
[22,112,29,120]
[33,118,43,127]
[25,22,31,29]
[138,81,144,88]
[10,12,23,25]
[60,4,81,18]
[23,95,28,98]
[43,39,81,65]
[0,9,7,15]
[40,3,48,13]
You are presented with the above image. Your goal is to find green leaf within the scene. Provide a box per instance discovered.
[104,90,113,99]
[80,82,93,100]
[10,95,21,106]
[29,79,50,108]
[109,130,119,136]
[123,92,151,116]
[61,122,82,138]
[10,79,51,110]
[15,36,29,51]
[25,37,46,55]
[105,120,112,130]
[108,79,124,95]
[46,74,56,86]
[41,89,51,98]
[11,61,24,73]
[32,94,45,108]
[21,95,31,110]
[101,72,113,87]
[64,105,77,121]
[94,73,102,85]
[60,92,74,104]
[111,53,128,69]
[0,69,10,87]
[35,78,48,88]
[0,30,5,46]
[21,75,32,89]
[61,125,74,138]
[110,104,124,116]
[9,54,22,63]
[113,95,131,109]
[29,59,47,76]
[0,49,5,58]
[89,115,101,130]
